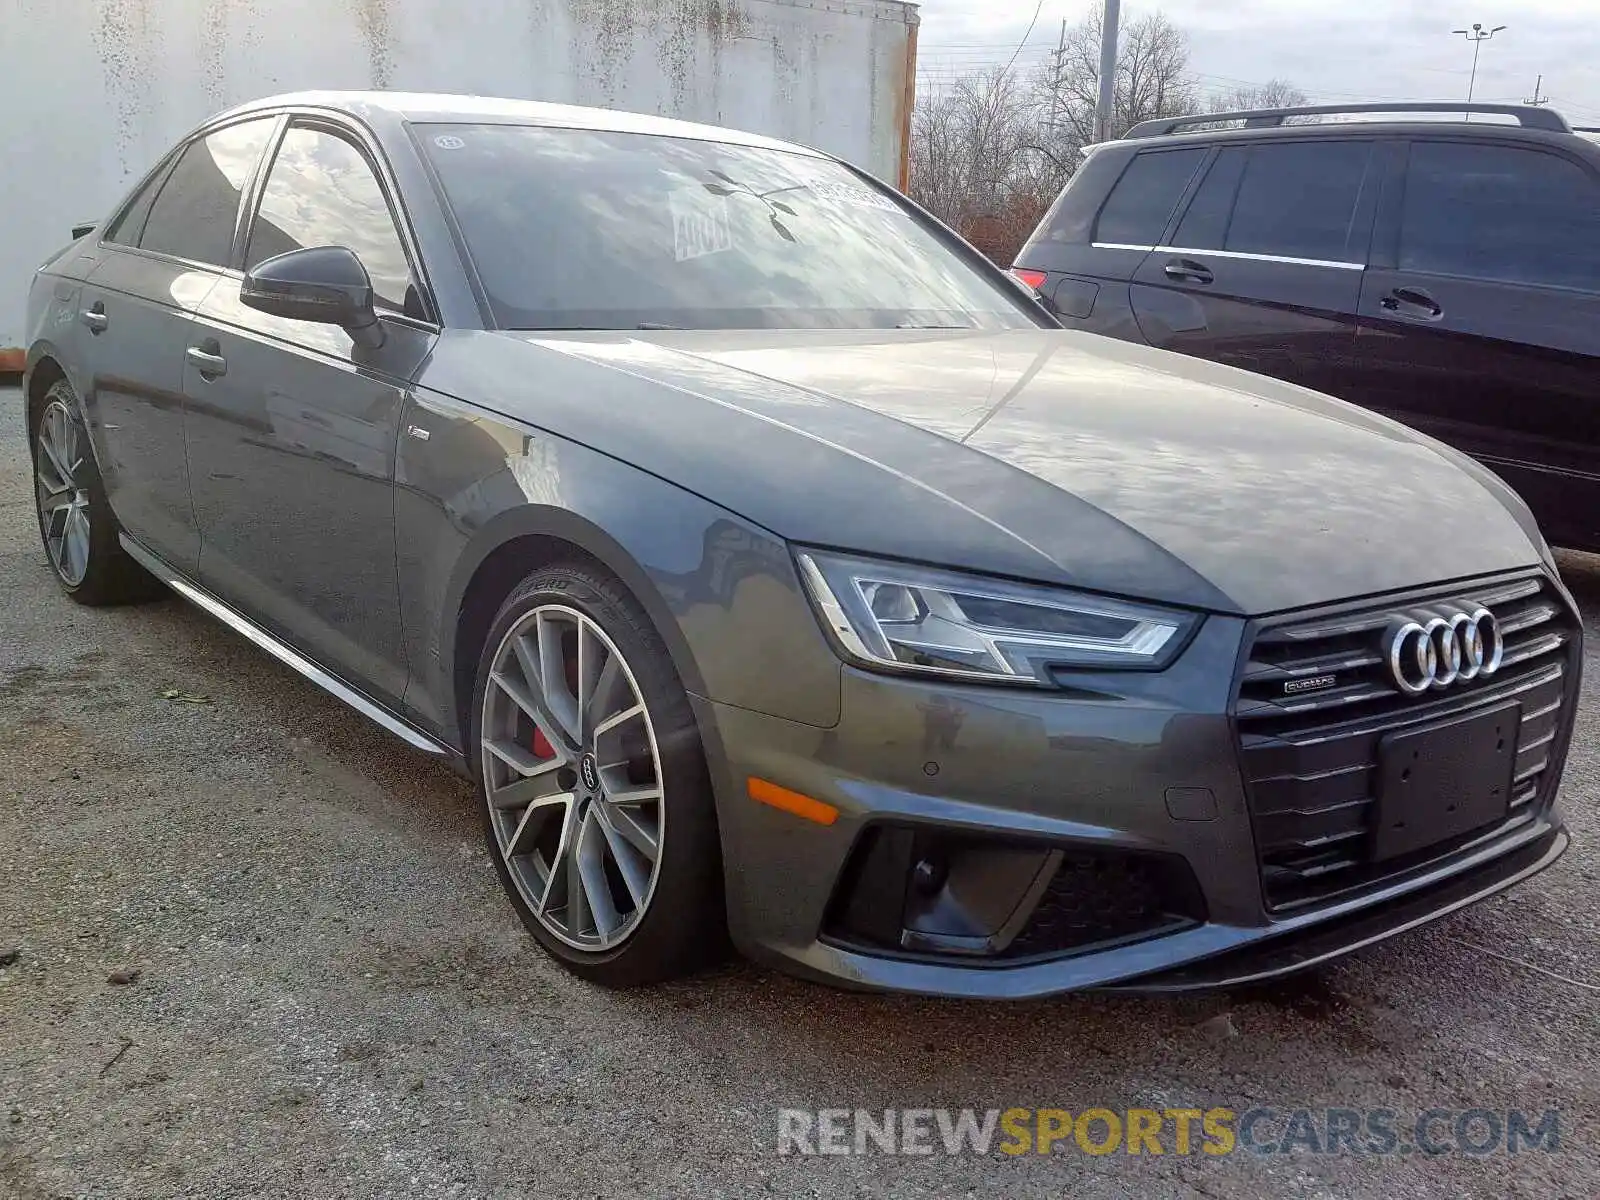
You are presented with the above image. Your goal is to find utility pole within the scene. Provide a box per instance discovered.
[1048,19,1067,136]
[1096,0,1122,142]
[1525,74,1549,106]
[1452,22,1506,120]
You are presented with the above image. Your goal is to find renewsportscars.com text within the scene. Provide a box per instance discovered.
[776,1107,1562,1157]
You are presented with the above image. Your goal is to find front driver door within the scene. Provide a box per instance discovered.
[183,119,437,708]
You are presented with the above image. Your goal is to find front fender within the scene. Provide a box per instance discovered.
[394,386,843,750]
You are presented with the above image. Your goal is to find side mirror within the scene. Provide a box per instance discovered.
[240,245,384,349]
[72,221,97,240]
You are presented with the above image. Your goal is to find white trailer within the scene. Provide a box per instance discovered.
[0,0,919,364]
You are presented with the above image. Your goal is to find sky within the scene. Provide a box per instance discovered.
[912,0,1600,129]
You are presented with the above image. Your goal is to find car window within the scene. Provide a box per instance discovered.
[247,126,417,313]
[1220,141,1374,263]
[416,123,1037,332]
[138,119,277,267]
[1400,141,1600,291]
[104,157,177,247]
[1172,148,1247,249]
[1094,149,1207,246]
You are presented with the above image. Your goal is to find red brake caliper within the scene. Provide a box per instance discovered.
[531,726,556,760]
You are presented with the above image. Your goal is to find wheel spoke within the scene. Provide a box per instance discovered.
[592,799,658,889]
[605,783,663,808]
[66,508,91,578]
[592,701,644,740]
[574,810,622,941]
[42,501,71,539]
[484,735,564,776]
[503,792,571,862]
[534,613,582,744]
[51,532,70,575]
[511,627,580,750]
[486,761,567,810]
[38,425,74,491]
[489,670,576,757]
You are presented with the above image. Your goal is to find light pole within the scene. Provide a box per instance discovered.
[1452,23,1506,118]
[1096,0,1122,142]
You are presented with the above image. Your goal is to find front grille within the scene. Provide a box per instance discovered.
[1234,573,1577,911]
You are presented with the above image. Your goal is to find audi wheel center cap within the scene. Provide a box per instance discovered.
[579,753,601,793]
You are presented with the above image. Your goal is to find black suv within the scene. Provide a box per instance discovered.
[1014,102,1600,552]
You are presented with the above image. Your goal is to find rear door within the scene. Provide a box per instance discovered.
[1014,145,1207,336]
[1355,137,1600,549]
[183,118,436,707]
[78,118,279,574]
[1128,138,1380,396]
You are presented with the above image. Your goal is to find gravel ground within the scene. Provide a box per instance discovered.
[1,380,1597,1199]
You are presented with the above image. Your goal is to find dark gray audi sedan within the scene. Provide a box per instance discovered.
[23,93,1578,996]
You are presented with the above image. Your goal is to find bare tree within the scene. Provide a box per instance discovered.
[908,8,1303,265]
[1206,79,1310,113]
[1035,10,1199,158]
[910,66,1056,259]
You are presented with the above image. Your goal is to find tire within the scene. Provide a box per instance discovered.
[30,378,163,606]
[470,561,726,986]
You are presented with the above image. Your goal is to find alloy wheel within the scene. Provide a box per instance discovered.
[480,604,666,950]
[35,398,92,587]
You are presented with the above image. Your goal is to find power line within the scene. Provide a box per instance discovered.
[1001,0,1047,77]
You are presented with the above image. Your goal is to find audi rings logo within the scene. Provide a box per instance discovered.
[1383,606,1504,695]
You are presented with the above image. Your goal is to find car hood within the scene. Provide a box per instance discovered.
[456,328,1542,615]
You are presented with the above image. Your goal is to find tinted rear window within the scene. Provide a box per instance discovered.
[1400,141,1600,291]
[140,119,277,267]
[1093,149,1207,246]
[418,124,1034,331]
[1223,141,1374,262]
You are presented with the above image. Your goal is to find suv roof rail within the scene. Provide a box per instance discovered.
[1124,101,1573,139]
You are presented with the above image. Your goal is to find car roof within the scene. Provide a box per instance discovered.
[211,90,826,159]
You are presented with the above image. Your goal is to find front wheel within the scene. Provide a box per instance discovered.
[471,562,725,986]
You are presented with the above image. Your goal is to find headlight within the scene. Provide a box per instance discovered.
[795,550,1198,684]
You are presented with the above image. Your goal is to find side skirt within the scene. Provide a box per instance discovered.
[120,533,457,759]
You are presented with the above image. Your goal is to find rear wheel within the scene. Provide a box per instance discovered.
[471,562,724,986]
[30,379,161,605]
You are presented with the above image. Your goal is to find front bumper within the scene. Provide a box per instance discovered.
[693,590,1574,999]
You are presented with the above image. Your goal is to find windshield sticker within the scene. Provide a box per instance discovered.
[670,190,735,263]
[433,135,466,151]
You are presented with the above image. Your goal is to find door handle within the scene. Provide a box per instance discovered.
[1163,258,1214,286]
[186,345,228,378]
[1380,286,1443,321]
[81,303,108,334]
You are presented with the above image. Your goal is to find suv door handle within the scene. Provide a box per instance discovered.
[1163,258,1214,286]
[186,343,228,379]
[81,302,108,334]
[1380,286,1443,321]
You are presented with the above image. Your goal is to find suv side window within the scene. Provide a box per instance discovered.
[1094,149,1207,246]
[1400,141,1600,291]
[246,125,418,313]
[1179,141,1374,263]
[138,119,278,267]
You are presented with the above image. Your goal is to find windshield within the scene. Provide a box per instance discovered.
[417,123,1037,332]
